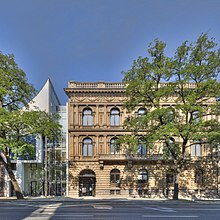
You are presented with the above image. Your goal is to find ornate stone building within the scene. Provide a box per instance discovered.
[65,81,219,199]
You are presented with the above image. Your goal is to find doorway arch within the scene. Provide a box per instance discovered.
[78,169,96,197]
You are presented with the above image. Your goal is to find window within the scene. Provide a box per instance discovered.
[195,169,203,184]
[192,111,200,124]
[166,171,174,184]
[110,169,120,187]
[137,140,147,155]
[82,138,92,156]
[110,189,120,195]
[138,108,146,117]
[82,108,93,126]
[110,138,119,154]
[11,163,17,171]
[138,169,148,183]
[191,141,201,156]
[167,109,174,122]
[110,108,120,126]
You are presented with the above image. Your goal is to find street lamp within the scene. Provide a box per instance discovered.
[44,137,53,197]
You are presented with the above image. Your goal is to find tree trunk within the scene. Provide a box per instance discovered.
[5,164,24,199]
[173,172,179,200]
[0,153,24,199]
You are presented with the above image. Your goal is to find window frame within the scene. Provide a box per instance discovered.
[192,110,200,124]
[195,169,203,184]
[138,169,148,183]
[82,108,93,126]
[82,138,93,156]
[110,169,120,187]
[110,138,120,155]
[137,108,146,117]
[191,141,201,156]
[110,108,120,126]
[137,140,147,155]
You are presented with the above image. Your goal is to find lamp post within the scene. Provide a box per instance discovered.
[44,137,48,197]
[217,144,219,195]
[44,138,53,197]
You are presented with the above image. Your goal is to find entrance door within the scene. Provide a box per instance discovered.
[78,170,96,197]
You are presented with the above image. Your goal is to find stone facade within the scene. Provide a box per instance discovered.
[65,81,220,199]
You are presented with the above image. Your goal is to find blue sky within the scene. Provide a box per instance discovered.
[0,0,220,104]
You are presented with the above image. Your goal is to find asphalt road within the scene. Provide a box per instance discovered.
[0,199,220,220]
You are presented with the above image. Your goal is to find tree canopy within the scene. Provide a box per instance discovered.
[0,52,36,110]
[121,33,220,200]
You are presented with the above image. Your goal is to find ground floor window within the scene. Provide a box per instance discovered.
[138,169,148,183]
[110,169,120,187]
[195,169,203,184]
[166,171,174,184]
[110,189,121,195]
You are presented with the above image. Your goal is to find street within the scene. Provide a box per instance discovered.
[0,199,220,220]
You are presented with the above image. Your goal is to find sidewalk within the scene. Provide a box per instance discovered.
[0,195,186,202]
[1,195,220,203]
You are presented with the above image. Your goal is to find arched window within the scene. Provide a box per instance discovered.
[138,108,146,117]
[137,139,147,155]
[110,169,120,187]
[138,169,148,183]
[195,169,203,184]
[82,138,92,156]
[110,108,120,126]
[110,138,119,155]
[82,108,93,126]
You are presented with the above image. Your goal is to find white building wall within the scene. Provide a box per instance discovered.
[28,79,60,113]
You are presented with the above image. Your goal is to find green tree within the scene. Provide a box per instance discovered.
[0,52,61,199]
[122,33,220,200]
[0,52,36,110]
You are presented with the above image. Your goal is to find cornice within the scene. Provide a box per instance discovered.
[68,128,129,133]
[64,88,125,95]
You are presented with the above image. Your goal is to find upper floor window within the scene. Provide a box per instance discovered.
[137,140,147,155]
[167,109,174,123]
[82,108,93,126]
[138,108,146,117]
[110,108,120,126]
[82,138,92,156]
[138,169,148,183]
[191,141,201,156]
[110,138,119,155]
[110,169,120,187]
[192,111,200,124]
